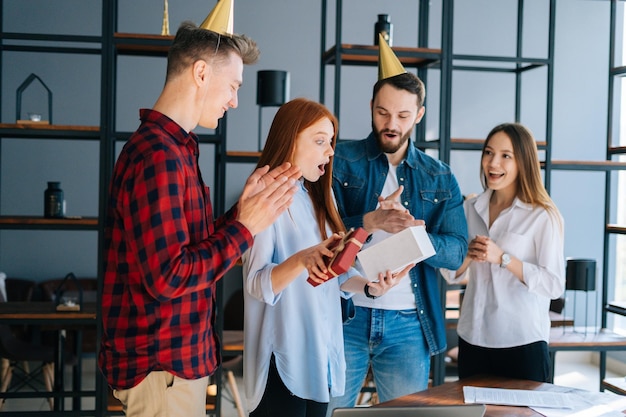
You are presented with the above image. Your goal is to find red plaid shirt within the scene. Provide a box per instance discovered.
[99,109,252,390]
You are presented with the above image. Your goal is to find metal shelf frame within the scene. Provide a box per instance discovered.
[600,0,626,392]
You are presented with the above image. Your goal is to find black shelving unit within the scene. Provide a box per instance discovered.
[0,2,104,415]
[599,0,626,394]
[442,0,555,174]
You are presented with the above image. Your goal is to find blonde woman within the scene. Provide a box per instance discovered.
[442,122,565,382]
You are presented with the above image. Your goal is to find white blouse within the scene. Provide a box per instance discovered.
[441,190,565,348]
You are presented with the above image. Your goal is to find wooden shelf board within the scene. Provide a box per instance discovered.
[611,65,626,76]
[420,138,547,148]
[549,327,626,349]
[550,160,626,170]
[115,33,174,41]
[0,123,99,131]
[609,146,626,155]
[607,225,626,234]
[607,301,626,315]
[450,138,484,145]
[323,44,441,67]
[114,32,174,55]
[549,311,574,328]
[223,330,244,353]
[602,377,626,395]
[0,216,98,226]
[227,151,261,158]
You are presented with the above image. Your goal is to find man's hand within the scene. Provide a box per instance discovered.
[237,162,301,236]
[363,186,424,234]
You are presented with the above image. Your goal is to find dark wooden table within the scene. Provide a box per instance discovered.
[0,301,97,412]
[379,375,569,417]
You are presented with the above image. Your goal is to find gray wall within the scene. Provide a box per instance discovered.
[0,0,616,324]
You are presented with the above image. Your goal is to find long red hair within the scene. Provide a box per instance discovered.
[256,98,345,239]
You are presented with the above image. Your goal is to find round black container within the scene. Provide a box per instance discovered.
[256,70,289,107]
[44,181,65,218]
[374,14,393,46]
[565,258,596,291]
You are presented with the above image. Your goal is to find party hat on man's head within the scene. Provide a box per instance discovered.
[200,0,234,36]
[378,33,406,80]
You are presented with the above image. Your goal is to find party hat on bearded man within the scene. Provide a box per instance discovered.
[200,0,234,36]
[378,32,407,80]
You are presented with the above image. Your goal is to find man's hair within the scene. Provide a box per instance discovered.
[372,72,426,107]
[166,21,259,80]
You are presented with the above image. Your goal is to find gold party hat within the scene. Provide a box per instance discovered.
[200,0,234,36]
[378,33,406,80]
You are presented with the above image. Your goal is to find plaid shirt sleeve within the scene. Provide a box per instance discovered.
[99,110,252,389]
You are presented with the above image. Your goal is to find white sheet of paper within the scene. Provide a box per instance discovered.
[530,387,626,417]
[356,225,435,280]
[463,386,575,409]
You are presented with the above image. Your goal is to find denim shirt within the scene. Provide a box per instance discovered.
[332,133,468,355]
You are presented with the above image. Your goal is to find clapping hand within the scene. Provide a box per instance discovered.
[237,163,301,236]
[467,235,503,265]
[363,186,424,234]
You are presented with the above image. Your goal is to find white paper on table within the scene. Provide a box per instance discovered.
[356,225,435,280]
[463,386,575,409]
[531,388,626,417]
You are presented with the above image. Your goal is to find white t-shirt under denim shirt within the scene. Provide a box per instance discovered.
[242,181,359,412]
[353,162,416,310]
[440,190,565,348]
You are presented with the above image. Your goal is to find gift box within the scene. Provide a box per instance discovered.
[307,227,369,286]
[356,225,435,280]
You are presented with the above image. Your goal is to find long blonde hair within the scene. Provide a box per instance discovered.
[481,123,562,226]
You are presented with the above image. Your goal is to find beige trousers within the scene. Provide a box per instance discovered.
[114,371,209,417]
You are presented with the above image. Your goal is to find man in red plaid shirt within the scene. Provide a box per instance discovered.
[98,3,300,416]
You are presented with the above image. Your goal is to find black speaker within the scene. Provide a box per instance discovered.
[565,258,596,291]
[256,70,289,107]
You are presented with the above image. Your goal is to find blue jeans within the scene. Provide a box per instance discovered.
[327,306,430,416]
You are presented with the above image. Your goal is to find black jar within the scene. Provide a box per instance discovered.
[374,14,393,46]
[44,181,65,218]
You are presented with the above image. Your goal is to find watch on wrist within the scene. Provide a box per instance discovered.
[500,253,512,269]
[364,283,378,299]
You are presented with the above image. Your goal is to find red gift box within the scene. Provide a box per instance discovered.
[307,227,369,286]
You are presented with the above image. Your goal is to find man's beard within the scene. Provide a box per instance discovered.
[373,122,411,154]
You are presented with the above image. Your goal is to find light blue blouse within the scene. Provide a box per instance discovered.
[241,181,357,412]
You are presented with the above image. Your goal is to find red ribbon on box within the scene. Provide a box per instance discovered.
[307,227,369,287]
